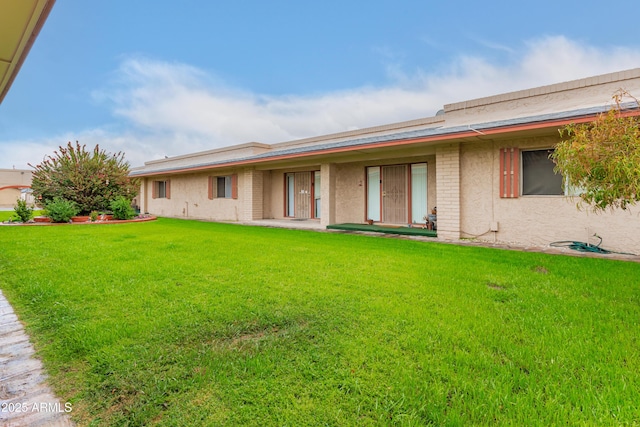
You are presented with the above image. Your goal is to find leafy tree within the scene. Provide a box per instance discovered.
[552,91,640,211]
[30,142,139,214]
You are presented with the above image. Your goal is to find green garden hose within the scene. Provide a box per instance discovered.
[550,235,636,256]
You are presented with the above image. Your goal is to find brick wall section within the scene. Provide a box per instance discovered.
[435,143,461,240]
[243,169,263,220]
[320,163,336,227]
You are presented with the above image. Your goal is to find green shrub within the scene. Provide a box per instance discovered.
[13,199,34,223]
[110,196,136,220]
[89,211,99,222]
[45,197,79,223]
[30,141,139,214]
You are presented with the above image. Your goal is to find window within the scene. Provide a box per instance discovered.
[152,180,170,199]
[521,149,563,196]
[208,175,238,199]
[314,171,321,218]
[500,148,581,198]
[411,163,428,223]
[216,176,232,198]
[286,173,295,216]
[367,167,380,221]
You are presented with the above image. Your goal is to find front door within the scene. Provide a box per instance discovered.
[294,172,312,219]
[382,165,407,223]
[286,171,317,219]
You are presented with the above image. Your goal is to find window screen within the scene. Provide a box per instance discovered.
[521,150,563,195]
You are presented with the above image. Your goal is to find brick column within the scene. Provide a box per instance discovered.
[320,163,336,227]
[435,143,461,240]
[242,169,264,220]
[140,178,148,214]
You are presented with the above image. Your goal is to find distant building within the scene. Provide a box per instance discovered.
[0,169,33,208]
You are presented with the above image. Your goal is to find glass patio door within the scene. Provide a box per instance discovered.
[367,163,427,224]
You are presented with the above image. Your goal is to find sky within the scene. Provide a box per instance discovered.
[2,1,640,169]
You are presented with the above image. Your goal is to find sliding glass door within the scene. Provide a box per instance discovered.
[366,163,427,224]
[411,163,427,223]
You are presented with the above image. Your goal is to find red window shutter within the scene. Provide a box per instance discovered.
[500,148,519,198]
[166,180,171,199]
[208,176,214,200]
[152,181,157,199]
[231,174,238,199]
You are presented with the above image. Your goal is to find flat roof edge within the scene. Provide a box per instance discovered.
[444,68,640,113]
[130,103,638,177]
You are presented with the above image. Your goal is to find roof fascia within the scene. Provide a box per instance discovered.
[131,107,640,178]
[0,0,56,104]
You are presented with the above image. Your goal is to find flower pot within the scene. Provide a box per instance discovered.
[33,216,52,223]
[71,216,91,223]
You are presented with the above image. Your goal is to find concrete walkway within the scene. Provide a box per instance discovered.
[0,290,74,427]
[237,218,325,230]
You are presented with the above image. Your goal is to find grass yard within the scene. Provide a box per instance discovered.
[0,209,44,222]
[1,218,639,426]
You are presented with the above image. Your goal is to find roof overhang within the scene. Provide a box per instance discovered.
[130,104,640,178]
[0,0,55,104]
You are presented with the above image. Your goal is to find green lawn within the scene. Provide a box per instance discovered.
[0,209,44,222]
[1,218,639,426]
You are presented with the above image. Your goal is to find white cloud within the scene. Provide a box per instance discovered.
[4,36,640,169]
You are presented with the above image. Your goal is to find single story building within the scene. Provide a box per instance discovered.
[0,169,33,208]
[131,68,640,254]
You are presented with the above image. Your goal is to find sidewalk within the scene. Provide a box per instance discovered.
[0,290,74,427]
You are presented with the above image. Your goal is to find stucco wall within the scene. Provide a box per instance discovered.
[144,170,244,221]
[332,155,437,224]
[0,188,21,206]
[0,169,32,208]
[445,69,640,126]
[261,155,436,224]
[460,137,640,253]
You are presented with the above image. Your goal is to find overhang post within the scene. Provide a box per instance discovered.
[435,143,461,240]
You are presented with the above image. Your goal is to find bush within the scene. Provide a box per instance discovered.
[13,199,34,223]
[45,197,79,223]
[30,141,139,214]
[110,196,136,220]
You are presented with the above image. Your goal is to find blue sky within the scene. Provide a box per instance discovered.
[2,0,640,168]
